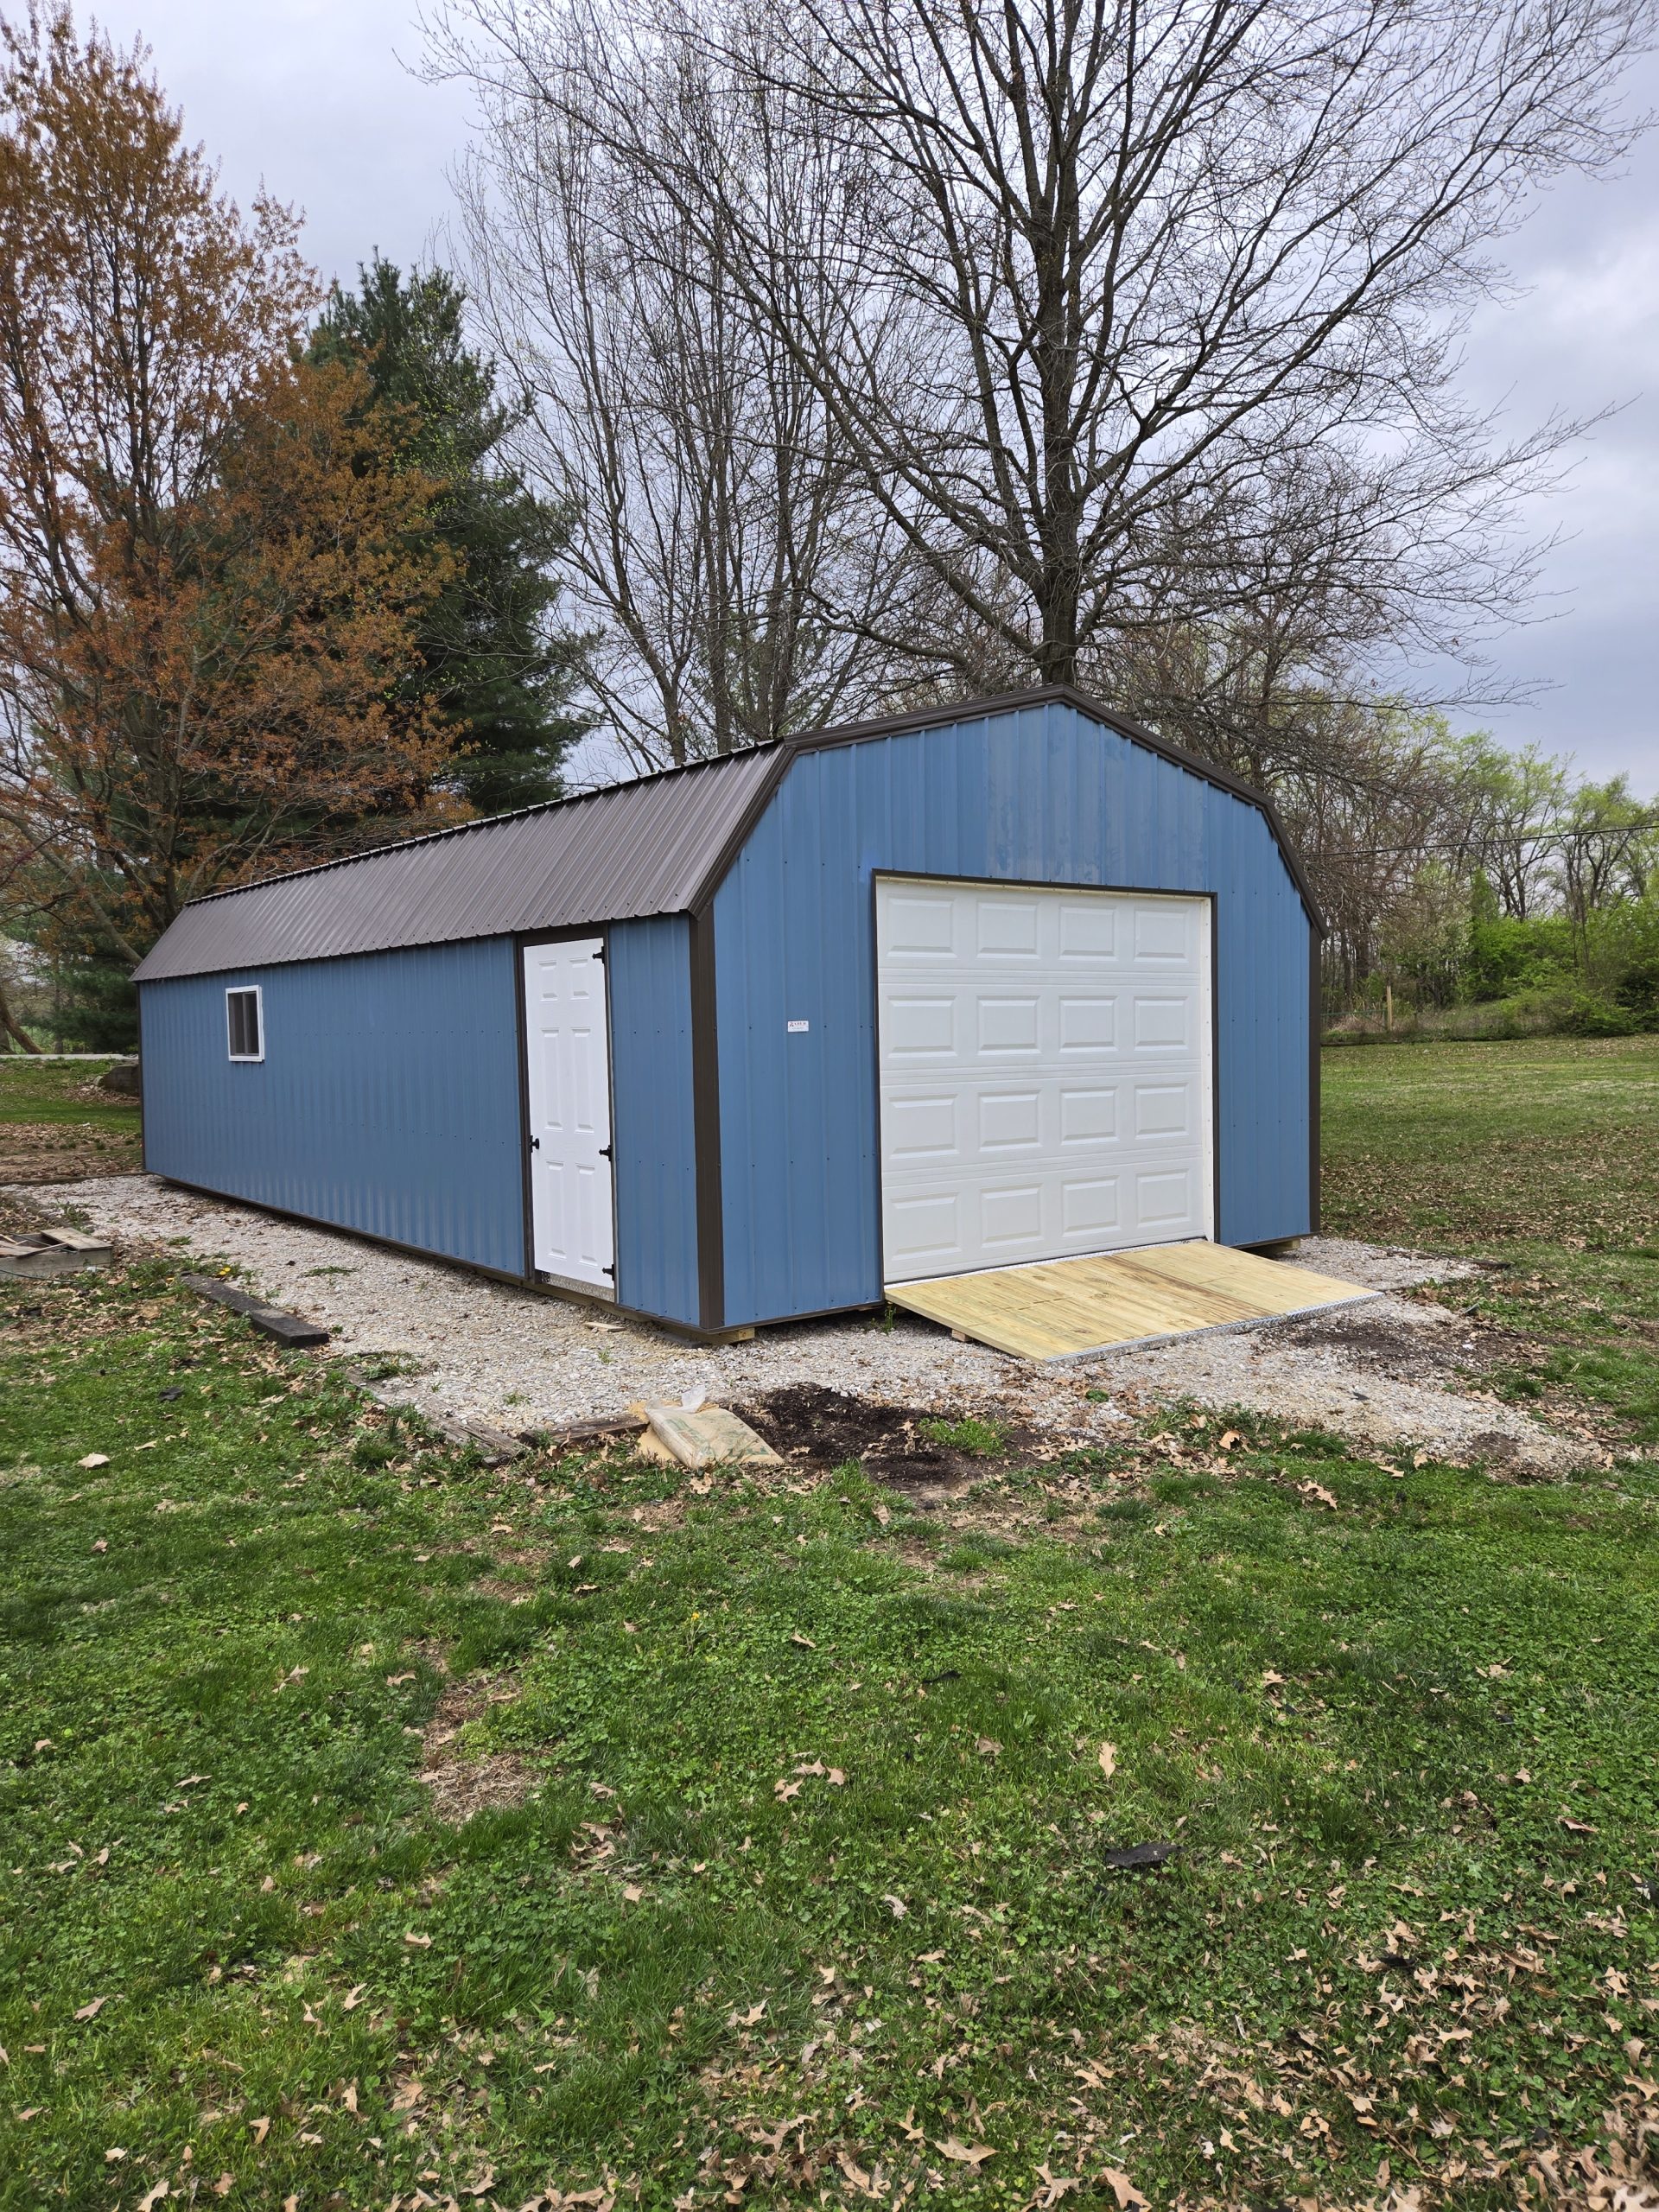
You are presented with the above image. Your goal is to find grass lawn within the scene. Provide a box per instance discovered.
[0,1057,142,1195]
[2,1040,1657,2211]
[1323,1035,1659,1445]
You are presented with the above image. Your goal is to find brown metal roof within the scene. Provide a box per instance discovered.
[134,685,1321,983]
[132,746,778,982]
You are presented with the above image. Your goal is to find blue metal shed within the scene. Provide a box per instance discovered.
[133,688,1323,1338]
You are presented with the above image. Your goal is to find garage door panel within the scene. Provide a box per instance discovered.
[1131,994,1193,1048]
[884,994,957,1057]
[1135,904,1198,960]
[976,995,1040,1053]
[1059,1087,1117,1144]
[879,877,1211,1284]
[885,1090,960,1160]
[1133,1082,1194,1138]
[1058,994,1117,1050]
[1058,899,1119,959]
[976,899,1040,957]
[978,1090,1043,1151]
[1136,1166,1202,1226]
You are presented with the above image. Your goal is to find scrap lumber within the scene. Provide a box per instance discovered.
[0,1225,113,1279]
[182,1272,330,1348]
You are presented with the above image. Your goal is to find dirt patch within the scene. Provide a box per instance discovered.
[420,1681,537,1825]
[740,1382,1041,1491]
[1261,1304,1513,1385]
[0,1122,141,1185]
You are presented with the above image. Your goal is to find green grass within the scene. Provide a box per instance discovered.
[1323,1035,1659,1442]
[2,1039,1658,2208]
[0,1056,138,1131]
[5,1256,1659,2210]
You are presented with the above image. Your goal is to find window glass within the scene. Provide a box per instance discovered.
[226,988,262,1060]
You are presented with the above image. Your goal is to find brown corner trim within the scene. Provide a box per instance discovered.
[688,908,725,1332]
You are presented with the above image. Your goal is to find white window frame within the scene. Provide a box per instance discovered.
[226,985,264,1064]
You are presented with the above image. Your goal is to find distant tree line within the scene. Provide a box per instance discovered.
[3,0,1656,1051]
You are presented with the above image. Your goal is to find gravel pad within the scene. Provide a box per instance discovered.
[16,1176,1585,1471]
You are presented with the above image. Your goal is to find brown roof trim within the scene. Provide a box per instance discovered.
[684,683,1325,933]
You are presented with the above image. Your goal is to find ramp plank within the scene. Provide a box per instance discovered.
[886,1242,1376,1361]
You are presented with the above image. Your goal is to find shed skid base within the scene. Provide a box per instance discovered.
[884,1239,1373,1362]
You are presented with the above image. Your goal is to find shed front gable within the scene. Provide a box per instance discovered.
[708,698,1315,1330]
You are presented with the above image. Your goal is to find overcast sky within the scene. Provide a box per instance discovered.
[74,0,1659,794]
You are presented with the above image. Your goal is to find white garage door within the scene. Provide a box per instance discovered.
[876,877,1212,1286]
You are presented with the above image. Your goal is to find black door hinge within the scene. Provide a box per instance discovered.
[530,1135,541,1150]
[599,1144,613,1160]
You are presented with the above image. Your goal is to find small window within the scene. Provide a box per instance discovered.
[226,986,264,1063]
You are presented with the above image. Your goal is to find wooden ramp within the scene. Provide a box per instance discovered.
[886,1241,1376,1362]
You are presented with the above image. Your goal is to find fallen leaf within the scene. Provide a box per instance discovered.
[774,1779,802,1802]
[622,1883,644,1903]
[793,1759,827,1777]
[1560,1813,1598,1835]
[934,2137,995,2171]
[79,1455,111,1471]
[975,1736,1001,1758]
[91,1537,108,1553]
[826,1768,846,1786]
[342,1985,365,2011]
[385,1672,415,1687]
[104,2148,127,2163]
[212,2178,233,2199]
[341,2082,358,2113]
[790,1632,817,1649]
[1218,1430,1241,1451]
[1296,1478,1338,1509]
[137,2184,168,2211]
[251,2116,270,2145]
[728,2000,767,2026]
[72,1996,110,2021]
[883,1893,908,1918]
[404,1929,433,1948]
[1097,1742,1117,1779]
[1101,2169,1149,2210]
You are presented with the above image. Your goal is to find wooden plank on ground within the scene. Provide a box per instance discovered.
[183,1272,331,1348]
[886,1241,1376,1361]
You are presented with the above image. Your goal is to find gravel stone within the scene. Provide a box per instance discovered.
[26,1175,1584,1471]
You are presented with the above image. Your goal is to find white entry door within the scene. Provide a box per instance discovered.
[523,938,615,1291]
[876,877,1212,1285]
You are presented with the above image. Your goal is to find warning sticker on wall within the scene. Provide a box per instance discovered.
[787,1019,810,1033]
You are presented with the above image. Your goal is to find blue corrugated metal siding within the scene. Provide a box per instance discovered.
[608,917,700,1325]
[140,938,526,1274]
[713,700,1313,1326]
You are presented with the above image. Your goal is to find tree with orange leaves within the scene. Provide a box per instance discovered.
[0,6,462,982]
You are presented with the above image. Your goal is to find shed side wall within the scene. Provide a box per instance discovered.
[712,700,1312,1326]
[607,916,700,1326]
[138,938,526,1274]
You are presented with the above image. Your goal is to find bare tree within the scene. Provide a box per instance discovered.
[457,0,1653,720]
[438,13,928,770]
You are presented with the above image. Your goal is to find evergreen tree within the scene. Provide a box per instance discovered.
[310,258,583,815]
